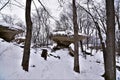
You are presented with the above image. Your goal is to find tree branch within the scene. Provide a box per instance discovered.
[37,0,59,23]
[0,0,10,11]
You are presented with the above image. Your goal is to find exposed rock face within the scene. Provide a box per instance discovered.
[50,30,87,52]
[50,34,87,48]
[0,25,23,42]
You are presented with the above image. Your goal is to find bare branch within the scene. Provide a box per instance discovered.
[37,0,58,23]
[92,5,107,34]
[77,4,106,53]
[14,0,24,7]
[58,0,65,7]
[9,3,24,9]
[0,0,10,11]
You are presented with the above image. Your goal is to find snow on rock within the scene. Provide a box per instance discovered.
[52,30,67,35]
[0,22,24,42]
[52,30,87,37]
[15,36,25,39]
[0,21,23,30]
[69,43,74,50]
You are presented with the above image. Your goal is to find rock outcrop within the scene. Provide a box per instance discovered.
[50,30,87,48]
[0,25,23,42]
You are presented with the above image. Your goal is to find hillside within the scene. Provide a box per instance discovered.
[0,38,120,80]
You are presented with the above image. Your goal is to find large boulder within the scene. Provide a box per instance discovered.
[0,25,23,42]
[50,30,87,48]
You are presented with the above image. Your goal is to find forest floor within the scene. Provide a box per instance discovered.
[0,38,120,80]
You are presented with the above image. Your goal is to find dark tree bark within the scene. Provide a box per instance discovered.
[105,0,116,79]
[95,22,107,77]
[80,40,84,52]
[72,0,80,73]
[21,0,32,71]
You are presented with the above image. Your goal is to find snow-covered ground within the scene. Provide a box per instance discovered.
[0,38,120,80]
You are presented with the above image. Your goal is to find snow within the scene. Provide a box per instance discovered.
[0,38,120,80]
[52,30,87,37]
[52,30,67,35]
[15,36,25,40]
[0,21,23,30]
[69,43,74,50]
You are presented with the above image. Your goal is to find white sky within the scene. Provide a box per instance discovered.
[0,0,109,24]
[0,0,63,23]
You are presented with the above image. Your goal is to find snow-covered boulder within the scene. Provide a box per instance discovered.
[50,30,87,48]
[0,24,24,42]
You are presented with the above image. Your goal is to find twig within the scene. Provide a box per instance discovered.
[37,0,59,23]
[0,0,11,11]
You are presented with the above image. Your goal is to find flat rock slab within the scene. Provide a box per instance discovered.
[0,25,23,42]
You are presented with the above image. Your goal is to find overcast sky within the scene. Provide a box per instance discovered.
[1,0,117,23]
[0,0,63,23]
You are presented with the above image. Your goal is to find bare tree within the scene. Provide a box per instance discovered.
[32,7,51,47]
[105,0,116,79]
[76,2,115,79]
[72,0,80,73]
[21,0,32,71]
[55,21,62,30]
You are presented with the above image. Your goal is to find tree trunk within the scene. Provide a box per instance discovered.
[21,0,32,71]
[78,2,116,79]
[72,0,80,73]
[95,22,107,77]
[105,0,116,79]
[80,40,84,52]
